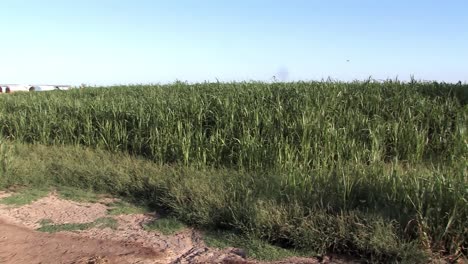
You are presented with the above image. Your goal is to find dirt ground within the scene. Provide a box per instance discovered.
[0,191,341,264]
[0,219,161,264]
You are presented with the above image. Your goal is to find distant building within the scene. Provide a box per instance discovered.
[0,84,29,93]
[29,85,71,92]
[0,84,72,93]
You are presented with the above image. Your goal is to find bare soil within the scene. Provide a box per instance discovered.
[0,219,161,264]
[0,191,342,264]
[0,192,109,229]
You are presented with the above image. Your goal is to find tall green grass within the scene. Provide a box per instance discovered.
[0,80,466,261]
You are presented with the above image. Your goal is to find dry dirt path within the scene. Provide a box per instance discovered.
[0,191,339,264]
[0,219,162,264]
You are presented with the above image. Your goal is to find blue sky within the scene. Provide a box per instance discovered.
[0,0,467,85]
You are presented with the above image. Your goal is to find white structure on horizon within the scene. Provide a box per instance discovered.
[0,84,72,93]
[29,85,72,92]
[0,84,29,93]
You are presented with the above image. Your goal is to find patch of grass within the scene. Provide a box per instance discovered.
[0,188,49,206]
[143,217,186,235]
[56,186,100,203]
[0,139,14,181]
[37,222,93,233]
[37,217,118,233]
[204,230,307,261]
[107,200,150,215]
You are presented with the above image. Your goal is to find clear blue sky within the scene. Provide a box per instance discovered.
[1,0,467,85]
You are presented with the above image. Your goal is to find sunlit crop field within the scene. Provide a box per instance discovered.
[1,80,466,261]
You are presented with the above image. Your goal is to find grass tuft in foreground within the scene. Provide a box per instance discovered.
[107,200,150,215]
[56,186,101,203]
[204,230,307,261]
[0,188,49,206]
[37,217,118,233]
[143,217,186,235]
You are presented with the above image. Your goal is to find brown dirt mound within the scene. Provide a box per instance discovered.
[0,193,108,229]
[0,192,249,263]
[0,219,162,264]
[0,191,351,263]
